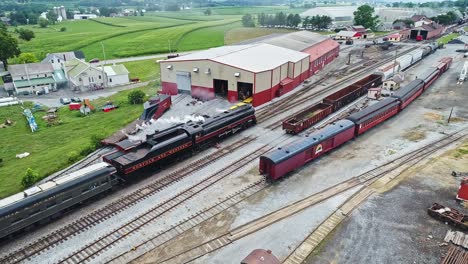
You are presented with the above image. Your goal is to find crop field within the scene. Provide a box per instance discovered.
[224,27,296,44]
[15,14,241,60]
[437,32,460,45]
[13,6,307,61]
[0,83,158,198]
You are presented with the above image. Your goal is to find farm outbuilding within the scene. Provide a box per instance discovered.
[160,44,311,107]
[259,31,339,77]
[410,23,445,40]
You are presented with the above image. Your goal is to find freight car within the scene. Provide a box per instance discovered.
[282,74,382,134]
[323,74,382,112]
[140,94,172,121]
[104,104,256,175]
[282,103,333,134]
[0,163,116,239]
[260,57,452,180]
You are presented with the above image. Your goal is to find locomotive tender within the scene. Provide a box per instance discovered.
[260,56,453,180]
[0,105,256,239]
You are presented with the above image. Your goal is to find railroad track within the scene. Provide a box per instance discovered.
[46,147,113,181]
[0,136,256,264]
[153,129,468,264]
[282,129,468,264]
[107,178,268,263]
[58,144,274,264]
[257,45,419,125]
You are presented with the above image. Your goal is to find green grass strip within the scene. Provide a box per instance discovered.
[89,18,127,28]
[173,20,240,50]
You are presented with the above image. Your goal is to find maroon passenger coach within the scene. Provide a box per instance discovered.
[260,119,355,180]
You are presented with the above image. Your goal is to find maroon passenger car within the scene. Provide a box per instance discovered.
[260,119,355,180]
[346,98,400,136]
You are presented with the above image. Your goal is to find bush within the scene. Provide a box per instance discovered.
[80,145,95,156]
[60,27,67,32]
[90,134,105,149]
[38,17,48,28]
[128,90,146,104]
[22,168,39,189]
[18,28,35,41]
[67,151,80,163]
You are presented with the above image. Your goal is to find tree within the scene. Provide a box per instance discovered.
[286,13,294,26]
[38,17,48,28]
[353,4,380,31]
[204,8,211,15]
[46,10,58,24]
[242,14,255,27]
[18,28,35,41]
[128,90,146,104]
[258,13,266,26]
[16,52,38,63]
[22,168,39,189]
[303,16,310,28]
[0,30,21,68]
[292,14,302,27]
[276,12,286,26]
[164,3,180,11]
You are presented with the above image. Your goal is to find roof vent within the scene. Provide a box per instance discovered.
[278,147,282,150]
[166,65,173,69]
[234,72,240,77]
[313,137,317,140]
[205,68,211,74]
[193,67,199,72]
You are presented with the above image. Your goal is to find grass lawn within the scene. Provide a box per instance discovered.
[224,27,296,44]
[0,83,159,198]
[119,58,164,82]
[437,33,460,45]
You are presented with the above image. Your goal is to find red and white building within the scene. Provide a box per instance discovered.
[160,31,339,107]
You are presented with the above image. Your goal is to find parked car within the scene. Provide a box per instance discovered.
[89,58,100,63]
[71,97,82,102]
[102,102,119,112]
[60,98,71,105]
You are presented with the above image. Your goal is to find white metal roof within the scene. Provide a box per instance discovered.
[337,31,359,37]
[164,44,309,73]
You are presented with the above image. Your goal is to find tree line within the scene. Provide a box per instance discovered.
[242,12,332,30]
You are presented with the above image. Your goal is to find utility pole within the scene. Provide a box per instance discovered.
[100,42,107,88]
[392,46,398,78]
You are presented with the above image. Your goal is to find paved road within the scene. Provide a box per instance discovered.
[13,81,150,107]
[95,51,196,65]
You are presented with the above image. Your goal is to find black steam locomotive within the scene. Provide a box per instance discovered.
[0,105,256,240]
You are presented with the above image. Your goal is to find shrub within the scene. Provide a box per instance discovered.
[60,27,67,32]
[18,28,35,41]
[22,168,39,188]
[67,151,80,163]
[90,134,105,149]
[80,145,95,156]
[38,17,48,28]
[128,90,146,104]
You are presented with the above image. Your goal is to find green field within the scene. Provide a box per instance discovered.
[0,82,160,198]
[224,27,296,44]
[437,33,460,45]
[120,58,164,82]
[12,6,309,61]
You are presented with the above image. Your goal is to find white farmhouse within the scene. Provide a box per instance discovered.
[65,58,106,91]
[103,64,129,86]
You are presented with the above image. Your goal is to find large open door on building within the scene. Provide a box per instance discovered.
[237,82,253,101]
[176,72,191,94]
[214,79,228,98]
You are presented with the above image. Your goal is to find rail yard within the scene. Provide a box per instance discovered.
[0,35,467,264]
